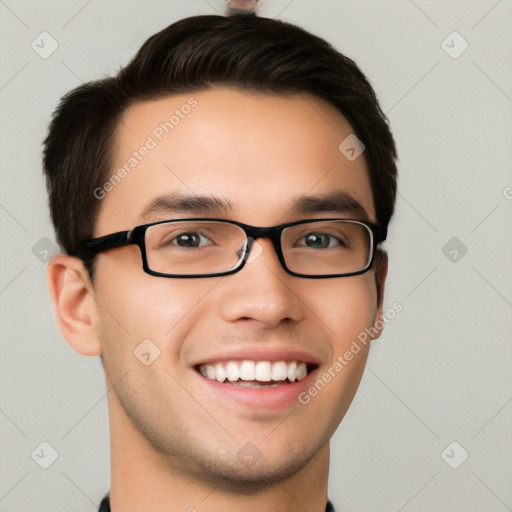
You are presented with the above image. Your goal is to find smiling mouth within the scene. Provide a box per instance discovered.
[195,360,318,388]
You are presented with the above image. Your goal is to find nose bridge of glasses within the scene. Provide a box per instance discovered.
[242,225,282,258]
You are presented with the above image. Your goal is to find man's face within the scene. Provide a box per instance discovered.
[92,87,383,487]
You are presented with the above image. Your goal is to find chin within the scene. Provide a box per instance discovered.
[195,446,319,494]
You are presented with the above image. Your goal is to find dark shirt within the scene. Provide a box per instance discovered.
[99,494,336,511]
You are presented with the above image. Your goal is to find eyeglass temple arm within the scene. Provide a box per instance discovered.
[81,230,133,257]
[374,225,387,243]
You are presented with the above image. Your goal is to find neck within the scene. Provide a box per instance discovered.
[108,394,331,512]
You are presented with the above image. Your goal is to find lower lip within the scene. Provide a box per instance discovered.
[196,369,318,410]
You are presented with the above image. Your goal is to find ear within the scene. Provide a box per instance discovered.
[371,250,388,340]
[47,254,102,356]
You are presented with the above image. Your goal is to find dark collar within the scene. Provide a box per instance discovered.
[99,495,336,511]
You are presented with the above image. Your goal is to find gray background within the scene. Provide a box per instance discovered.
[1,0,511,510]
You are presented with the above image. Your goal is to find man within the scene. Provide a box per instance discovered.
[43,11,397,512]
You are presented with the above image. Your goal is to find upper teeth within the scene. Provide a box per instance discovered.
[198,360,308,383]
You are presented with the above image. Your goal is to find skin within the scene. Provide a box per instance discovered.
[48,87,387,512]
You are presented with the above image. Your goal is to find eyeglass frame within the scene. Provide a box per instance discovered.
[79,217,387,279]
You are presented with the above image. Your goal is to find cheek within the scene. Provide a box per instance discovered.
[93,254,218,365]
[297,275,377,430]
[308,272,379,352]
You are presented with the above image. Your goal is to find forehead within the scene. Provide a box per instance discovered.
[96,87,375,234]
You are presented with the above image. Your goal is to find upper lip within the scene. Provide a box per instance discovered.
[192,347,322,367]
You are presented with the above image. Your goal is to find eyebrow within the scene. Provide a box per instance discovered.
[290,191,369,221]
[138,191,369,222]
[139,192,234,221]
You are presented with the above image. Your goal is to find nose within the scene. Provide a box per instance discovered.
[217,238,305,328]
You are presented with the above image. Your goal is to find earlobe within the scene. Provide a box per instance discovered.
[47,254,102,356]
[375,251,388,309]
[371,251,389,340]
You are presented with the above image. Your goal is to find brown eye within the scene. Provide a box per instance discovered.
[173,232,207,248]
[304,234,331,249]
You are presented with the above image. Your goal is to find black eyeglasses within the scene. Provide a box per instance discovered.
[80,218,387,279]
